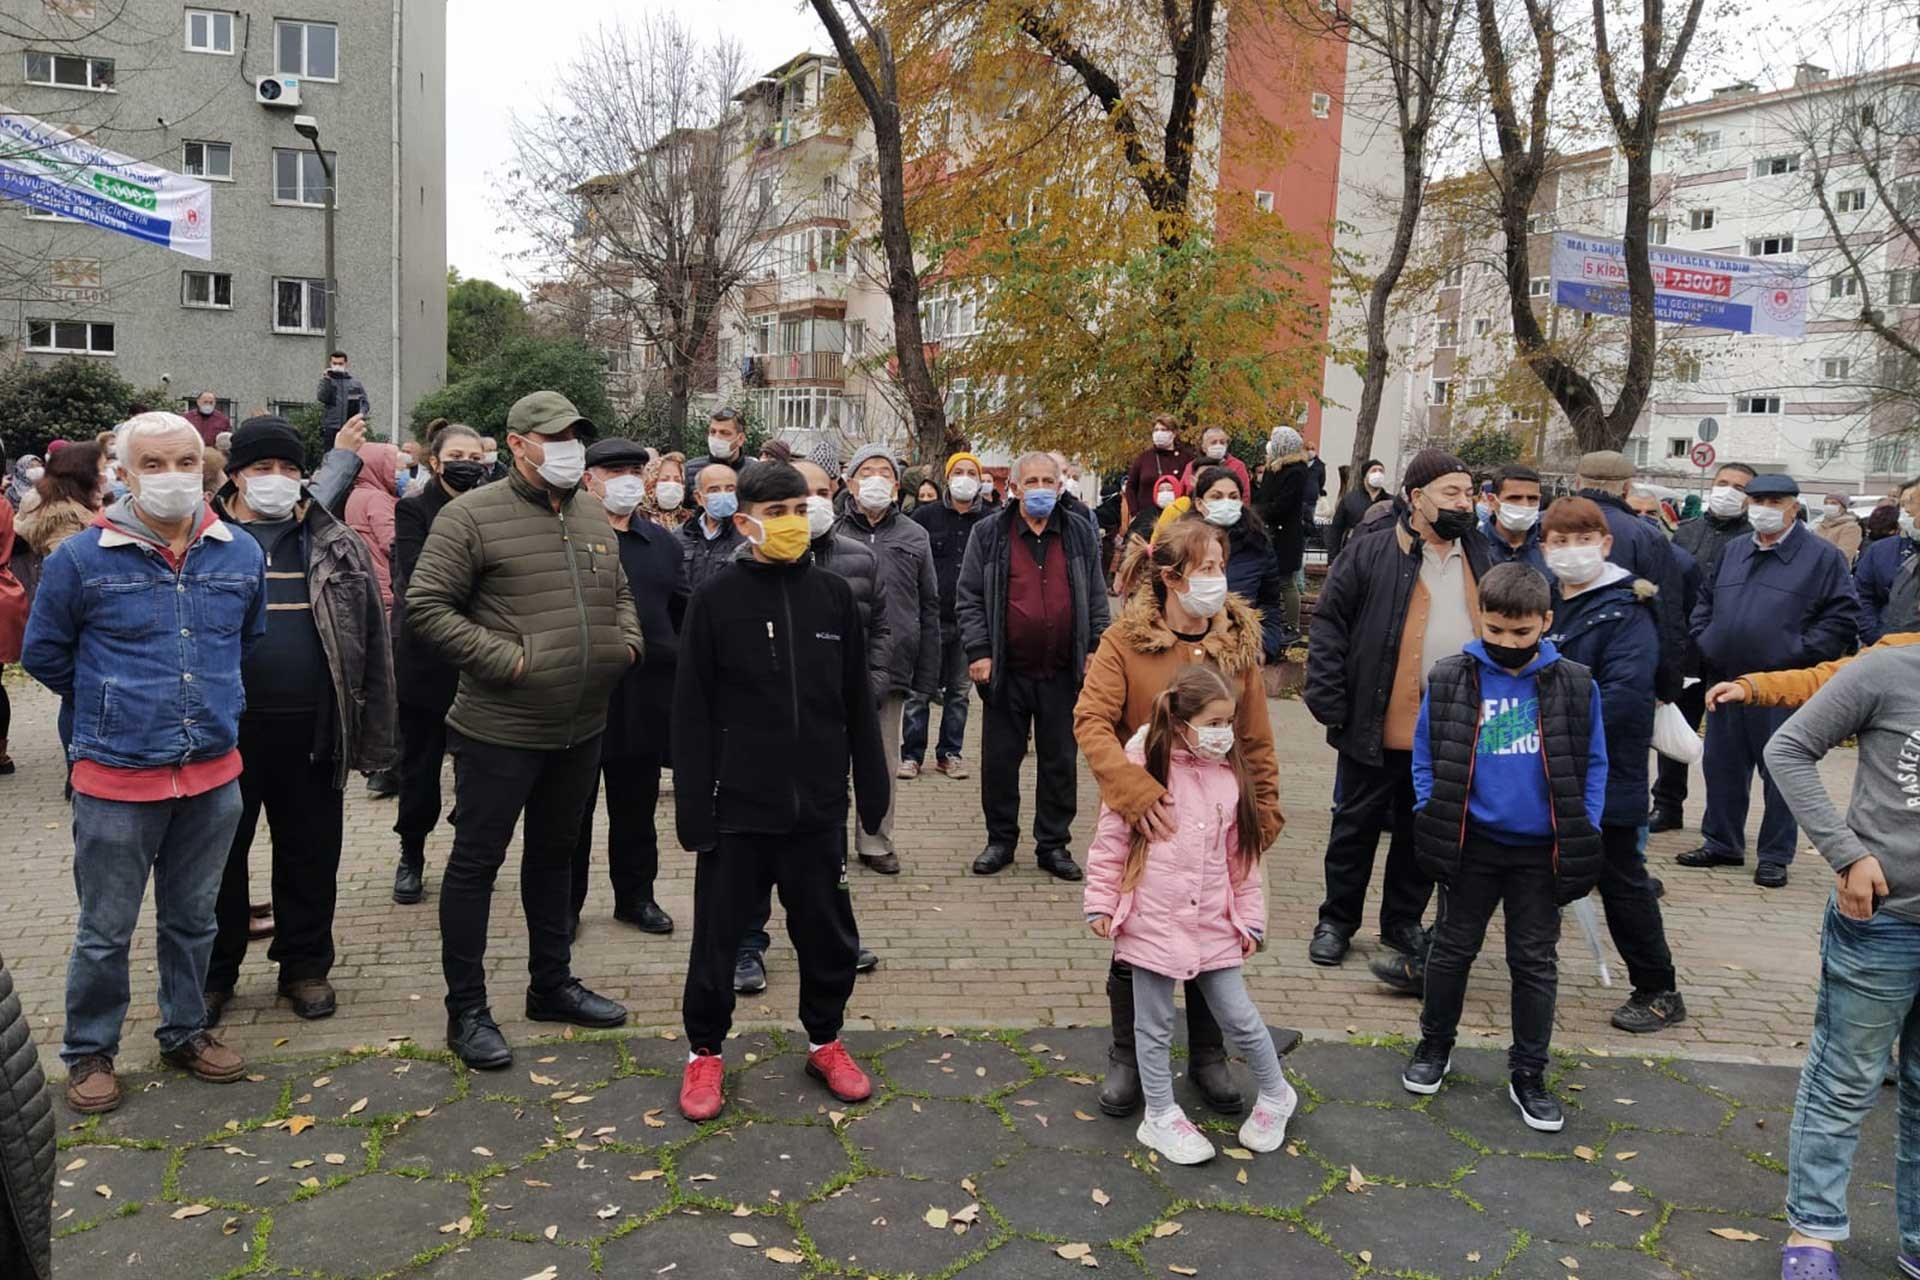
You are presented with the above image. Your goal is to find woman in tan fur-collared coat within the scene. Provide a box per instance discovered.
[1072,519,1284,1122]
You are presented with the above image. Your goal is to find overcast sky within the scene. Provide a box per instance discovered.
[445,0,1887,293]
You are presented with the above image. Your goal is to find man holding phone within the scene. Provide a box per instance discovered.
[316,351,371,451]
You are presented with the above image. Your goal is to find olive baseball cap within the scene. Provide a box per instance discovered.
[506,390,596,439]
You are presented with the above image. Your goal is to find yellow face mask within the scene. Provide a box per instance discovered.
[745,512,811,562]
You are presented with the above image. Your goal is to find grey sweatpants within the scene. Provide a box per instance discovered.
[1134,964,1287,1115]
[856,693,906,858]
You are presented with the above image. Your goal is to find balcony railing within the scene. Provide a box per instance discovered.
[743,270,851,311]
[745,351,844,384]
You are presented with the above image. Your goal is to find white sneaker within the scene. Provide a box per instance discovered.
[1238,1082,1297,1153]
[1136,1109,1216,1165]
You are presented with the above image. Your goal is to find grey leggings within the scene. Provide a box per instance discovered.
[1134,964,1287,1115]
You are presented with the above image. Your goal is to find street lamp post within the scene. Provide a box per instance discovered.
[292,115,337,363]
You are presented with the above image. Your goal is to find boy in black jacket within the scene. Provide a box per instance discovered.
[674,461,890,1121]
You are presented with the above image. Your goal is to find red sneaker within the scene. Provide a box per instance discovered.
[679,1052,726,1121]
[805,1041,872,1102]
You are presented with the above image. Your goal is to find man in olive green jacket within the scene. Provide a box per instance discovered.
[407,390,643,1070]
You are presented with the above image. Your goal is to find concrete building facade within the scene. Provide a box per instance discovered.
[1,0,446,432]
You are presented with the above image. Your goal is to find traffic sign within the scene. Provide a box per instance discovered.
[1697,417,1719,443]
[1690,441,1716,469]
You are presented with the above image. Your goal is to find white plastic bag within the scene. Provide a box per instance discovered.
[1652,700,1703,765]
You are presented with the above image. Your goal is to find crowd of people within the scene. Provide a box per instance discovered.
[0,395,1918,1279]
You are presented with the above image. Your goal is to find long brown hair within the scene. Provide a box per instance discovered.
[1113,515,1227,600]
[1122,665,1265,893]
[37,441,104,510]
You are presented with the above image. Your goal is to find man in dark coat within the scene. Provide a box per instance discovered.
[679,462,742,596]
[1571,451,1687,702]
[1328,459,1389,558]
[906,450,989,778]
[1853,477,1918,645]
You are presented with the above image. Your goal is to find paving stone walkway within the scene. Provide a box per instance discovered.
[48,1027,1896,1280]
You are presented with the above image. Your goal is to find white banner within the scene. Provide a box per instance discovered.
[0,107,212,259]
[1548,232,1807,338]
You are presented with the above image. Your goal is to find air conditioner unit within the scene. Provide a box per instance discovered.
[255,75,301,108]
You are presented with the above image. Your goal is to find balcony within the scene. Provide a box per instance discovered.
[743,270,850,313]
[757,191,850,230]
[745,351,844,385]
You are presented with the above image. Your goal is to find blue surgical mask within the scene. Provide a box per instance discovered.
[705,490,738,521]
[1023,487,1058,519]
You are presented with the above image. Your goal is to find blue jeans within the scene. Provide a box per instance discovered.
[64,782,243,1064]
[1786,902,1920,1255]
[902,634,970,765]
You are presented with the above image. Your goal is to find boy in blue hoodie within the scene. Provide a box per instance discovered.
[1400,563,1608,1131]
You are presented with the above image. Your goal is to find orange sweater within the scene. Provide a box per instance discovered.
[1738,632,1920,708]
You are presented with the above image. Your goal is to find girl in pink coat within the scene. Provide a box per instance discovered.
[1084,665,1295,1165]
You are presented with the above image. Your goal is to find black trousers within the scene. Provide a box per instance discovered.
[1650,679,1705,816]
[440,729,601,1015]
[393,702,450,856]
[981,667,1079,852]
[1419,835,1560,1076]
[683,828,857,1054]
[207,716,343,993]
[570,754,663,919]
[1318,749,1432,937]
[1598,824,1677,995]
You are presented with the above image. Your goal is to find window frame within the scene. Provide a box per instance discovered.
[182,139,232,182]
[183,8,235,54]
[1309,92,1331,119]
[22,50,115,91]
[1667,436,1692,459]
[271,147,334,207]
[1472,316,1491,337]
[1528,276,1552,297]
[1754,154,1801,177]
[1253,189,1274,214]
[271,276,328,335]
[25,317,114,355]
[1688,207,1716,231]
[1836,188,1868,213]
[1820,356,1851,381]
[1733,393,1783,415]
[181,270,234,310]
[1673,356,1702,383]
[1747,233,1795,256]
[1828,273,1860,300]
[273,18,339,83]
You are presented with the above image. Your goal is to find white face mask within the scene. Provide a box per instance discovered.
[24,465,44,483]
[653,479,684,511]
[1365,469,1386,490]
[600,475,646,515]
[1900,509,1917,537]
[242,473,302,520]
[1151,429,1175,450]
[806,493,837,539]
[1202,497,1241,528]
[706,433,736,460]
[1707,484,1747,518]
[1496,502,1539,532]
[1175,573,1229,617]
[197,402,216,415]
[1205,442,1228,460]
[1747,504,1787,535]
[857,474,895,512]
[1154,488,1177,509]
[1545,543,1607,584]
[534,438,586,489]
[1191,724,1235,762]
[948,474,981,502]
[1063,477,1082,499]
[1824,504,1845,520]
[132,470,204,522]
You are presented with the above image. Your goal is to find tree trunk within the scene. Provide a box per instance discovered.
[664,363,690,455]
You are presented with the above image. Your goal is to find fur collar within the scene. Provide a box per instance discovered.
[1113,584,1264,676]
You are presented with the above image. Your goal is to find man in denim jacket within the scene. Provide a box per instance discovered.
[21,412,266,1114]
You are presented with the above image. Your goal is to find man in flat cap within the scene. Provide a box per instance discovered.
[1573,451,1688,702]
[1685,473,1859,888]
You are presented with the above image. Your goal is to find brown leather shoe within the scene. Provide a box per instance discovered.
[65,1055,120,1113]
[278,978,337,1020]
[162,1031,247,1083]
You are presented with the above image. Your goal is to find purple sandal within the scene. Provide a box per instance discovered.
[1781,1245,1842,1280]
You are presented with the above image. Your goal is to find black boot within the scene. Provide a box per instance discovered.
[393,841,425,905]
[1098,965,1143,1117]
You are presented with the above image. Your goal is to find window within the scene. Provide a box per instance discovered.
[1632,436,1651,467]
[1747,233,1795,256]
[181,270,232,309]
[184,9,233,53]
[270,400,312,420]
[846,320,864,357]
[1859,103,1876,128]
[23,51,114,89]
[274,19,337,81]
[1870,437,1912,473]
[1688,207,1716,231]
[272,148,333,205]
[1526,212,1550,234]
[1253,189,1274,214]
[1468,376,1493,397]
[1755,154,1800,177]
[1667,437,1692,458]
[1442,265,1464,288]
[1472,316,1491,337]
[1529,276,1552,297]
[25,318,113,354]
[1310,92,1331,119]
[182,140,231,180]
[1734,394,1782,415]
[1693,130,1723,156]
[1895,180,1920,216]
[1836,188,1868,213]
[1829,273,1859,300]
[1674,356,1702,383]
[1435,319,1458,347]
[1821,356,1851,380]
[1813,438,1845,463]
[273,277,327,334]
[1430,378,1452,404]
[1650,217,1670,245]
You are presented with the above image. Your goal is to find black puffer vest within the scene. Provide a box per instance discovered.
[0,954,52,1280]
[1413,654,1603,904]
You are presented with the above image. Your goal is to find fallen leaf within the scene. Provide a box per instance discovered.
[1559,1255,1580,1270]
[1235,1169,1247,1185]
[596,1204,621,1220]
[521,1269,558,1280]
[1169,1268,1198,1277]
[593,1126,617,1138]
[1616,1208,1646,1218]
[1064,1074,1096,1085]
[273,1037,290,1047]
[732,1204,752,1218]
[1467,1252,1482,1263]
[1074,1110,1096,1122]
[523,1179,551,1187]
[643,1109,667,1128]
[1091,1188,1111,1206]
[1572,1145,1596,1162]
[1612,1098,1636,1106]
[827,1110,846,1127]
[1345,1165,1369,1194]
[1576,1211,1593,1228]
[1609,1180,1634,1193]
[436,1216,472,1235]
[1222,1148,1252,1161]
[1709,1228,1765,1242]
[62,1158,86,1172]
[1359,1251,1373,1264]
[1614,1150,1638,1161]
[291,1159,314,1169]
[925,1207,949,1229]
[565,1094,595,1104]
[299,1177,321,1188]
[221,1217,240,1236]
[347,1097,369,1115]
[93,1185,111,1200]
[729,1231,759,1247]
[953,1203,980,1224]
[471,1147,494,1158]
[1154,1221,1184,1238]
[543,1224,559,1240]
[529,1072,559,1086]
[763,1247,803,1264]
[287,1115,316,1135]
[171,1204,212,1220]
[1056,1242,1092,1260]
[254,1175,271,1186]
[689,1173,717,1183]
[311,1076,332,1088]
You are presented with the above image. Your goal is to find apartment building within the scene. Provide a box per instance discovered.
[1402,62,1918,496]
[1,0,447,429]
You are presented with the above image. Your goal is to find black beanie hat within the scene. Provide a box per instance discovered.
[1401,447,1469,495]
[226,416,306,474]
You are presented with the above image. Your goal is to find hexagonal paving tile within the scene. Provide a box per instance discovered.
[1597,1130,1786,1215]
[175,1125,372,1206]
[381,1100,557,1176]
[620,1030,778,1075]
[1559,1061,1736,1132]
[1671,1059,1802,1111]
[729,1053,865,1122]
[951,1238,1129,1277]
[1149,1137,1334,1211]
[1654,1210,1784,1279]
[480,1147,671,1242]
[597,1207,808,1276]
[265,1172,474,1278]
[513,1039,627,1092]
[1300,1101,1481,1185]
[89,1068,289,1143]
[880,1034,1034,1097]
[296,1055,460,1119]
[1501,1241,1684,1280]
[1141,1210,1353,1279]
[408,1235,591,1278]
[1427,1081,1585,1154]
[1001,1076,1132,1152]
[1020,1027,1116,1077]
[1460,1154,1655,1247]
[49,1145,170,1226]
[802,1174,984,1275]
[674,1120,851,1203]
[53,1203,256,1275]
[976,1147,1170,1240]
[561,1073,701,1144]
[847,1097,1022,1180]
[1286,1042,1421,1105]
[1309,1184,1511,1280]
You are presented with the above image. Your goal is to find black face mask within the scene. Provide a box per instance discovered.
[1423,500,1478,541]
[1483,639,1540,670]
[440,460,489,492]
